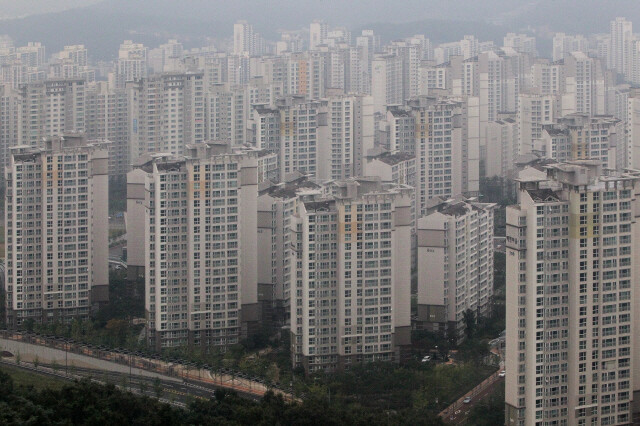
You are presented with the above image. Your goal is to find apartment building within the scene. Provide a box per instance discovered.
[412,96,480,215]
[290,177,412,373]
[505,161,640,425]
[257,173,321,324]
[542,114,623,170]
[127,143,258,350]
[416,198,495,341]
[127,72,206,161]
[4,135,109,326]
[18,79,86,148]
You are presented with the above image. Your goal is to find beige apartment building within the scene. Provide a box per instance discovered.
[4,134,109,326]
[505,160,640,425]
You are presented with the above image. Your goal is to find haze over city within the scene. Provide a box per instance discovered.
[0,1,639,425]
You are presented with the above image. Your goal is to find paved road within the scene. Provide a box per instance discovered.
[0,333,294,402]
[439,369,502,424]
[0,358,188,407]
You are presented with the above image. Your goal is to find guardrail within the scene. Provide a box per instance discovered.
[0,329,297,402]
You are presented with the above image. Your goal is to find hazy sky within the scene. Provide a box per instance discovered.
[3,0,640,60]
[3,0,640,31]
[0,0,101,19]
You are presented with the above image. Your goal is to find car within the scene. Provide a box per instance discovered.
[463,397,472,404]
[421,355,432,363]
[499,370,506,377]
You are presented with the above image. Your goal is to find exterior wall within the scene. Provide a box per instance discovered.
[417,201,495,341]
[506,162,640,425]
[4,136,108,326]
[290,180,413,373]
[130,148,258,350]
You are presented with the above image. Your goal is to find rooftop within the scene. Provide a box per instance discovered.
[526,188,560,203]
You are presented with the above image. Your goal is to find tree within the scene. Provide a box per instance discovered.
[466,384,505,425]
[24,318,35,332]
[463,309,476,339]
[105,319,129,347]
[153,377,163,399]
[33,355,39,370]
[14,351,21,365]
[139,379,148,395]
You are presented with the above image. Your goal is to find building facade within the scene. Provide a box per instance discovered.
[4,135,109,326]
[505,161,640,425]
[127,143,259,350]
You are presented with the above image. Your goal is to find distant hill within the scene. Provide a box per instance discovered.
[0,6,227,61]
[1,0,640,60]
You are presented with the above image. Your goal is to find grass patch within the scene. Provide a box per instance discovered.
[0,364,67,391]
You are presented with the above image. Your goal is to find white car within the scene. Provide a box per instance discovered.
[421,355,432,362]
[463,397,472,404]
[499,370,506,377]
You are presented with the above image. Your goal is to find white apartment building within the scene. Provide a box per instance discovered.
[372,54,403,114]
[609,17,633,77]
[49,45,93,82]
[479,50,508,124]
[289,177,412,373]
[385,108,416,154]
[0,84,20,173]
[416,198,495,341]
[387,40,421,100]
[504,33,537,56]
[127,143,258,349]
[309,20,328,51]
[128,72,206,161]
[518,91,557,156]
[552,33,589,62]
[505,161,640,426]
[419,62,449,96]
[16,42,46,68]
[234,145,279,183]
[531,61,564,96]
[116,40,147,89]
[562,52,608,117]
[274,96,322,180]
[18,79,86,148]
[542,115,623,170]
[257,174,321,323]
[206,84,249,147]
[85,81,130,176]
[412,96,480,215]
[364,149,416,188]
[4,135,109,326]
[318,94,374,181]
[484,116,518,178]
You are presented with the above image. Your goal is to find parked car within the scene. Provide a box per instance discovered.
[421,355,431,363]
[463,397,472,404]
[499,370,506,377]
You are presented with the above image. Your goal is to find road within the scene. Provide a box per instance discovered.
[0,331,295,403]
[439,369,503,424]
[0,358,189,407]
